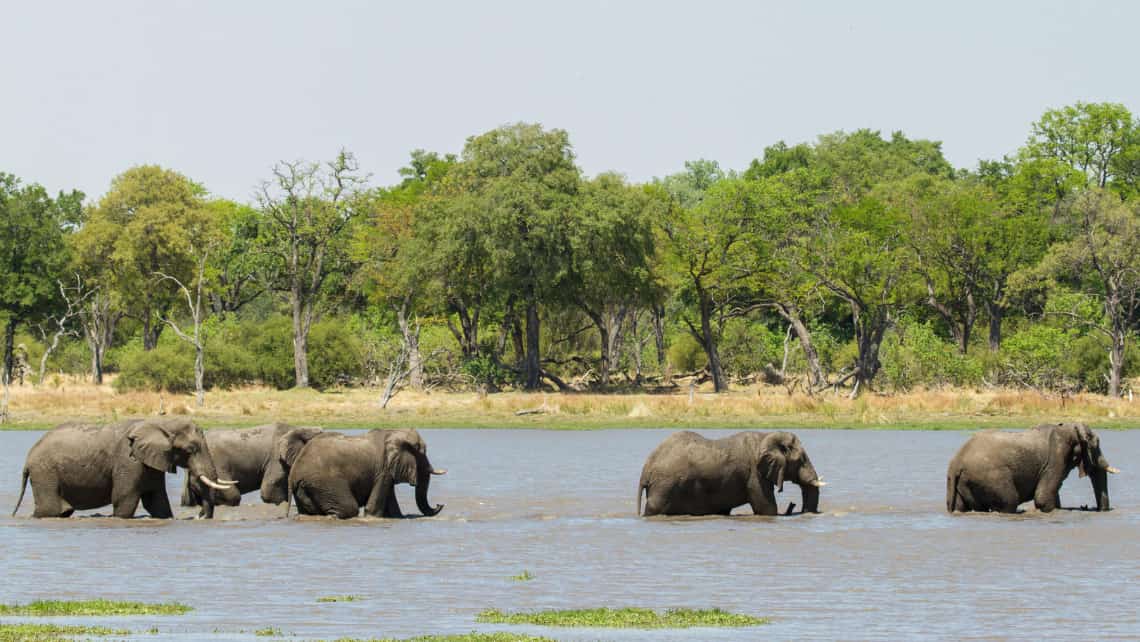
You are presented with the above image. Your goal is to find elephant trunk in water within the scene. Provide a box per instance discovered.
[414,453,445,517]
[188,450,234,518]
[796,458,824,514]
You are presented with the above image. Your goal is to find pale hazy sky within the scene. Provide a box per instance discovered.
[3,1,1138,202]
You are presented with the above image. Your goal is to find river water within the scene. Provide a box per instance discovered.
[0,428,1137,641]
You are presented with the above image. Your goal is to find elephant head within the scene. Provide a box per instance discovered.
[378,429,446,517]
[1053,423,1120,511]
[261,426,324,505]
[757,432,825,513]
[127,418,235,517]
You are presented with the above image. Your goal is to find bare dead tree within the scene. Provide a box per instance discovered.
[155,252,210,407]
[34,275,95,386]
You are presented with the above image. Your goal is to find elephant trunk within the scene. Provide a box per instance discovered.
[414,453,444,517]
[188,452,238,516]
[1090,467,1110,512]
[799,482,820,514]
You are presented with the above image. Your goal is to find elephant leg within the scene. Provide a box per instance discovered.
[747,478,778,516]
[296,480,359,518]
[384,492,403,518]
[141,490,174,519]
[30,475,73,518]
[969,478,1020,513]
[113,493,142,518]
[642,484,671,516]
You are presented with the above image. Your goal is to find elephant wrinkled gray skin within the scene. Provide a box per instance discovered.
[181,423,323,509]
[289,428,445,519]
[638,430,826,516]
[947,422,1120,513]
[12,418,236,519]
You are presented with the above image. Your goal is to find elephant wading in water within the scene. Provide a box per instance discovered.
[289,428,446,519]
[13,418,236,518]
[181,423,324,510]
[638,430,826,516]
[947,422,1120,513]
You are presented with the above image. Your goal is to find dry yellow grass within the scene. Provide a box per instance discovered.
[3,378,1138,430]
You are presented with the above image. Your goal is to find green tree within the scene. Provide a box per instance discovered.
[446,123,580,389]
[1036,188,1140,397]
[256,150,367,389]
[76,166,208,351]
[1024,102,1139,192]
[0,174,80,421]
[568,173,658,384]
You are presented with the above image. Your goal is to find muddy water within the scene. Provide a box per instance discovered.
[1,428,1138,641]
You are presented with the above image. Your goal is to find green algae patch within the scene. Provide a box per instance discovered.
[0,599,192,616]
[476,607,768,629]
[330,634,556,642]
[0,623,131,641]
[317,595,363,603]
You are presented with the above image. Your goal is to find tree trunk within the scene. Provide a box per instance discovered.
[696,293,727,392]
[523,300,541,390]
[446,299,480,359]
[773,303,825,387]
[395,299,424,390]
[852,306,888,395]
[986,302,1003,352]
[1,318,16,423]
[651,304,666,370]
[291,289,310,389]
[1108,329,1125,398]
[194,340,205,407]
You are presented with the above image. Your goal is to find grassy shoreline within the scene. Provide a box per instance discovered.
[1,382,1138,431]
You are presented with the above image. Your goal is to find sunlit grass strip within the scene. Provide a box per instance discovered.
[476,607,768,629]
[0,599,192,616]
[317,595,363,603]
[509,570,535,581]
[0,623,130,641]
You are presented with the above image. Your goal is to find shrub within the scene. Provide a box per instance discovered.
[667,333,704,372]
[879,318,983,391]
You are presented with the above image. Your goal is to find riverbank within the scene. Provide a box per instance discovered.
[1,381,1138,430]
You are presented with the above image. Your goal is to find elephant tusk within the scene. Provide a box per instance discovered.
[217,478,238,484]
[1107,466,1121,474]
[810,479,828,487]
[431,469,447,475]
[199,475,236,491]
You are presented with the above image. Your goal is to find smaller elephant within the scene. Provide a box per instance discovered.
[289,428,445,519]
[13,418,236,519]
[638,430,826,517]
[181,423,324,509]
[947,422,1120,513]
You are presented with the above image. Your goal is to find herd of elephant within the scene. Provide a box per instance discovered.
[9,418,1122,520]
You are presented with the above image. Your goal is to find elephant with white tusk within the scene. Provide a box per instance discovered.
[947,422,1119,513]
[637,430,825,517]
[12,418,236,519]
[180,423,324,509]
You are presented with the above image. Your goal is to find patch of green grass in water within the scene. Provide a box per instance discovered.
[0,599,192,616]
[509,570,535,581]
[317,595,363,603]
[476,607,768,629]
[0,623,131,641]
[328,635,556,642]
[255,627,283,637]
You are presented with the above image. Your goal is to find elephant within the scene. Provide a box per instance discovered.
[180,423,324,509]
[288,428,446,519]
[12,418,236,519]
[637,430,826,517]
[946,422,1120,513]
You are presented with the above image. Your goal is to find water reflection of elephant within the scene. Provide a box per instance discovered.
[181,423,324,509]
[13,418,236,518]
[289,428,445,519]
[637,430,826,516]
[947,422,1119,513]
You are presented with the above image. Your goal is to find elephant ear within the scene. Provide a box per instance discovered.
[1075,424,1093,478]
[277,428,321,468]
[127,420,175,473]
[760,435,788,493]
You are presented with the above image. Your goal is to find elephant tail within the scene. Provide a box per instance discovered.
[12,467,29,517]
[946,469,962,513]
